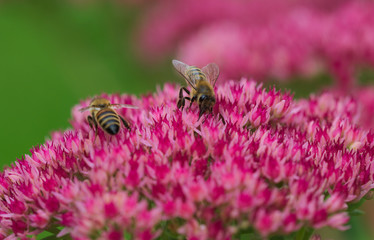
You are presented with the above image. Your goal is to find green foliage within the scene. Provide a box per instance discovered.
[348,198,367,214]
[124,231,133,240]
[293,226,314,240]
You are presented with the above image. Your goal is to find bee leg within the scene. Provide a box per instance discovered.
[178,97,191,110]
[87,116,94,129]
[177,87,190,110]
[198,108,204,120]
[87,115,98,140]
[219,113,226,125]
[199,111,209,124]
[187,96,196,110]
[177,98,184,109]
[119,115,131,131]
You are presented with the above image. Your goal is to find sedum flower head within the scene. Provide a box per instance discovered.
[1,79,374,239]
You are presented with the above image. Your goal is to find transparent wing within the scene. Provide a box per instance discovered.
[79,106,95,112]
[80,105,104,112]
[201,63,220,87]
[111,104,139,109]
[172,59,197,90]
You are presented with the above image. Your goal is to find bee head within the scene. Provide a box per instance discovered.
[198,95,216,119]
[90,98,111,109]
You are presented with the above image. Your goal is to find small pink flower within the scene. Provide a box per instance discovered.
[282,212,300,233]
[61,212,74,227]
[29,210,49,228]
[237,192,253,211]
[8,199,26,215]
[107,230,122,240]
[184,180,208,202]
[249,102,271,127]
[135,229,154,240]
[11,220,27,234]
[254,210,281,236]
[104,201,118,219]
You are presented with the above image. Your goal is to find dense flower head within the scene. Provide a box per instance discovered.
[1,79,374,239]
[136,0,374,90]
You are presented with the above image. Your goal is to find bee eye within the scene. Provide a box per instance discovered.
[199,95,207,102]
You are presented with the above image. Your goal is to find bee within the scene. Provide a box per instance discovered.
[79,97,138,138]
[172,60,219,118]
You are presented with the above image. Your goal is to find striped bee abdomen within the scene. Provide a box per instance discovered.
[96,109,121,135]
[187,67,206,82]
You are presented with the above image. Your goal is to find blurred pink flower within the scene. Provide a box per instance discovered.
[354,87,374,129]
[1,79,374,239]
[136,0,374,90]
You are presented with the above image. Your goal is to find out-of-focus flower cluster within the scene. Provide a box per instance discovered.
[1,79,374,239]
[137,0,374,90]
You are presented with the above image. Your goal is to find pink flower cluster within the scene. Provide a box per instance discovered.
[137,0,374,90]
[1,79,374,239]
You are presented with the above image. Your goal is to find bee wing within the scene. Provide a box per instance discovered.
[201,63,220,87]
[111,104,139,110]
[80,105,104,112]
[172,59,197,90]
[79,106,94,112]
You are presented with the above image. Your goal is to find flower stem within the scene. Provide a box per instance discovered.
[294,226,314,240]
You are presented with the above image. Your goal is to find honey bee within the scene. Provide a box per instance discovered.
[172,60,219,118]
[79,97,138,138]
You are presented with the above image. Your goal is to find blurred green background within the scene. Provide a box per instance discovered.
[0,0,372,239]
[0,0,173,167]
